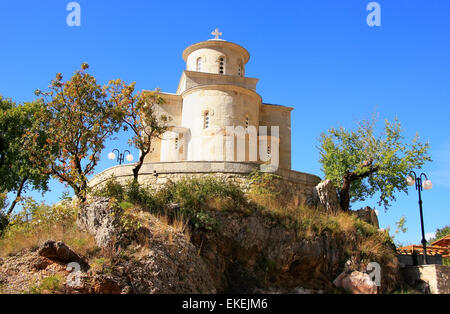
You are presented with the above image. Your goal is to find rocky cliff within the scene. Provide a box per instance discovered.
[0,177,402,294]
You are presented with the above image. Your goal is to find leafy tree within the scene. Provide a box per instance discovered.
[427,225,450,244]
[427,225,450,266]
[29,64,122,202]
[0,97,50,216]
[318,114,431,211]
[107,80,168,180]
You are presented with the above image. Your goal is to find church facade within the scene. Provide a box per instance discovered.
[90,30,320,207]
[144,30,292,170]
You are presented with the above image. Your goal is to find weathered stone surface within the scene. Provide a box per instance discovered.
[77,197,123,249]
[353,206,379,228]
[83,214,216,294]
[0,250,70,294]
[77,198,216,294]
[38,240,89,271]
[402,265,450,294]
[333,270,378,294]
[191,210,348,293]
[313,179,342,212]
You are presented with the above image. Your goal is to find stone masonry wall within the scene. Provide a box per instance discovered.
[89,161,321,207]
[401,264,450,294]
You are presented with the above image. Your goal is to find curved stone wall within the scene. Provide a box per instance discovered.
[88,161,322,207]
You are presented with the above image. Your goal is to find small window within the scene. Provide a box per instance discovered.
[175,137,179,150]
[196,57,202,72]
[218,57,225,74]
[238,62,243,77]
[245,115,249,130]
[204,111,210,129]
[267,145,271,156]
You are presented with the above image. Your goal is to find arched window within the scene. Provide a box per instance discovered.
[196,57,203,72]
[204,111,210,129]
[218,56,225,74]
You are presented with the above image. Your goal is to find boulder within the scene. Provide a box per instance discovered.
[314,180,342,212]
[38,240,89,271]
[333,270,378,294]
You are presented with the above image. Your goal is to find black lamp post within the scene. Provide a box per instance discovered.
[108,149,133,165]
[406,171,433,264]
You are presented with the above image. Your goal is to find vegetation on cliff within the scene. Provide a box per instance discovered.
[1,175,400,293]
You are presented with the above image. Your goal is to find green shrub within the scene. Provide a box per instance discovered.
[93,176,125,201]
[121,176,246,231]
[354,219,378,237]
[26,274,64,294]
[125,181,158,211]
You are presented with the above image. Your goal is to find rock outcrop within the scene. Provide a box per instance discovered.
[313,180,342,212]
[353,206,379,229]
[191,210,347,292]
[39,240,90,271]
[77,197,123,249]
[0,196,402,294]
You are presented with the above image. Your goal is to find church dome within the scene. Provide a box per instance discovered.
[182,29,250,77]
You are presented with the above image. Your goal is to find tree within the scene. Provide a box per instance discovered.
[29,64,122,203]
[318,114,431,211]
[107,80,168,180]
[427,225,450,244]
[427,225,450,266]
[0,97,50,216]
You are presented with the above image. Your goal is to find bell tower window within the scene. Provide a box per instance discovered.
[218,57,225,74]
[204,111,210,129]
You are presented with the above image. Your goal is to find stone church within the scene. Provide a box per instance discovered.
[90,30,320,206]
[144,29,292,170]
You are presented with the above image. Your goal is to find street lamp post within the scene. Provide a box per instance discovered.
[108,149,133,165]
[406,171,432,265]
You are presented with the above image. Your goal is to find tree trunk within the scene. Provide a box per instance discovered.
[338,162,379,212]
[72,182,87,204]
[79,180,88,203]
[7,177,27,216]
[339,173,352,212]
[132,151,147,181]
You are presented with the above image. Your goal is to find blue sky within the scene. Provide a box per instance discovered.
[0,0,449,245]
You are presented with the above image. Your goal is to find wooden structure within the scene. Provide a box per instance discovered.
[397,235,450,258]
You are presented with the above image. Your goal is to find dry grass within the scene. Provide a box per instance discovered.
[0,200,97,258]
[0,224,97,258]
[149,211,191,243]
[246,173,393,264]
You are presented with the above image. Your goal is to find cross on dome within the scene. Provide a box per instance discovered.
[211,28,222,40]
